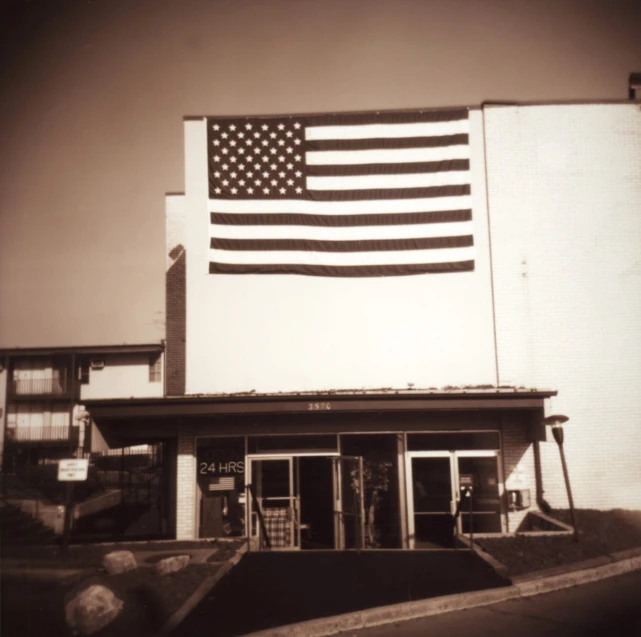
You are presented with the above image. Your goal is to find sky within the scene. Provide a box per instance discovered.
[1,0,640,348]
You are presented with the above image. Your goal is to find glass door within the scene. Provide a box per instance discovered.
[248,457,299,549]
[406,453,456,549]
[332,456,365,549]
[456,452,502,534]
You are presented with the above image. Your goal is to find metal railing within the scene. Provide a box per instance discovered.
[10,377,71,396]
[5,426,80,445]
[247,483,271,550]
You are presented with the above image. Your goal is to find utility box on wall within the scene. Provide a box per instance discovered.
[508,488,531,510]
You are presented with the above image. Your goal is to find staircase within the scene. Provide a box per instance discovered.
[0,501,57,545]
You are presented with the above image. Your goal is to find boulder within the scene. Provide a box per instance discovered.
[154,554,190,576]
[65,584,124,635]
[103,550,137,575]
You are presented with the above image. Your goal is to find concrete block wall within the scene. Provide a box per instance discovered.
[485,103,641,510]
[176,434,197,539]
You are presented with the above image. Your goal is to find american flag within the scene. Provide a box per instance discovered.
[207,109,473,277]
[208,476,236,491]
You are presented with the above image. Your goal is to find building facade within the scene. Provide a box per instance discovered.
[84,97,641,548]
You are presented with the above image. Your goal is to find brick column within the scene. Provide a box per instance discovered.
[176,435,197,540]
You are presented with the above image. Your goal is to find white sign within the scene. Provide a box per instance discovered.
[58,459,89,482]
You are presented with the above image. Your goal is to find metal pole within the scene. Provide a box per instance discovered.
[61,482,74,556]
[468,488,474,550]
[557,444,579,542]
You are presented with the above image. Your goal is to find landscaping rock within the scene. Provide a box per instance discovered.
[103,550,137,575]
[65,584,124,635]
[154,554,190,576]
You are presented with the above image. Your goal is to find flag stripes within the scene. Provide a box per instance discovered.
[306,159,470,177]
[210,209,472,228]
[207,108,475,276]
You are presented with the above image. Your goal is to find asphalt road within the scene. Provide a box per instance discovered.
[353,570,641,637]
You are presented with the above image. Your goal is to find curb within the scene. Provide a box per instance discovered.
[158,541,248,637]
[240,553,641,637]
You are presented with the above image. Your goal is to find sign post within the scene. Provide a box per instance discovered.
[58,459,89,555]
[459,474,474,551]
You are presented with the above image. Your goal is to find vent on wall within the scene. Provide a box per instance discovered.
[90,359,105,370]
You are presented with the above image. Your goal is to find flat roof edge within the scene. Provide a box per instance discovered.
[0,343,164,356]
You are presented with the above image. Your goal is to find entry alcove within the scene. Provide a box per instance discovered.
[340,434,402,549]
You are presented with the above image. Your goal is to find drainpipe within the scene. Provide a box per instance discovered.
[532,441,552,514]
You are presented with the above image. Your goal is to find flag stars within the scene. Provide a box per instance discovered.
[238,132,244,139]
[293,139,301,145]
[277,139,285,146]
[247,187,254,194]
[245,123,252,130]
[293,122,301,129]
[230,187,238,195]
[261,124,268,131]
[229,124,237,131]
[212,124,220,131]
[269,132,277,138]
[214,187,222,194]
[263,187,270,194]
[253,132,260,138]
[213,139,221,146]
[279,187,286,194]
[221,132,229,139]
[213,155,220,162]
[286,131,293,138]
[277,123,285,130]
[295,186,303,193]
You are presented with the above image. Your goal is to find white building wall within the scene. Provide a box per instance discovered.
[485,103,641,510]
[79,353,163,400]
[182,111,498,395]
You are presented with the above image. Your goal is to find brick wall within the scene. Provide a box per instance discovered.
[501,416,538,530]
[165,195,186,396]
[176,434,197,539]
[485,103,641,510]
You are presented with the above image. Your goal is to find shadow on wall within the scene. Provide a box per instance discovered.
[166,245,186,396]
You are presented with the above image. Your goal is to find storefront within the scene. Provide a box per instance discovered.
[86,389,554,549]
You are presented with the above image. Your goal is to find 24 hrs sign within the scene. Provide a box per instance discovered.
[199,459,244,475]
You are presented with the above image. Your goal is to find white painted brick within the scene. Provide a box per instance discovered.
[485,103,641,510]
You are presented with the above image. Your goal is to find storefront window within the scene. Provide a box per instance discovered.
[197,437,246,538]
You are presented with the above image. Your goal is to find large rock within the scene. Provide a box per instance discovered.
[65,584,124,635]
[103,550,137,575]
[154,554,190,576]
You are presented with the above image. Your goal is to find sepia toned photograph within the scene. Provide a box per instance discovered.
[0,1,640,635]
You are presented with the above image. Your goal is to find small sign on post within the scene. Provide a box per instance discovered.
[58,458,88,556]
[58,459,89,482]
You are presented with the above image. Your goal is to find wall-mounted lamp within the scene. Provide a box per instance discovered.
[543,414,578,542]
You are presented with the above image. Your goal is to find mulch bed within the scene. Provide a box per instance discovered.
[0,541,244,637]
[476,509,641,576]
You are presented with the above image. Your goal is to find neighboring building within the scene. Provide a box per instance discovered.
[84,92,641,549]
[0,344,164,473]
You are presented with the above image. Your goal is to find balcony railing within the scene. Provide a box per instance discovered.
[9,377,71,397]
[5,426,80,446]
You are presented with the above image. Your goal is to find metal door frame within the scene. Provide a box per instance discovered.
[246,452,340,550]
[405,450,501,549]
[332,455,365,549]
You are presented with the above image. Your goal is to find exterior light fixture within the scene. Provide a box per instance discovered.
[542,414,578,542]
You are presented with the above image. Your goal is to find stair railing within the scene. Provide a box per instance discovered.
[246,483,271,550]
